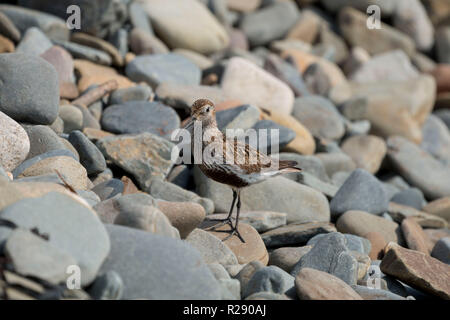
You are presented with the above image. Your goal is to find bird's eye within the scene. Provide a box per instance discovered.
[205,106,210,113]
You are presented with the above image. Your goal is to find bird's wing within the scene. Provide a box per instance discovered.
[222,137,273,174]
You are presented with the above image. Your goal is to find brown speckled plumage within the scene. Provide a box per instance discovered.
[185,99,301,242]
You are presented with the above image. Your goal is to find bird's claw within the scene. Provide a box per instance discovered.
[222,227,245,243]
[204,218,233,230]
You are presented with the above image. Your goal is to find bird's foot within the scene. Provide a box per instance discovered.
[222,226,245,243]
[204,217,234,231]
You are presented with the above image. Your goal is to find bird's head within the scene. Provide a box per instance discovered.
[184,99,216,129]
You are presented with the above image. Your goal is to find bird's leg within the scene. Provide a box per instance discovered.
[223,190,245,243]
[204,190,237,230]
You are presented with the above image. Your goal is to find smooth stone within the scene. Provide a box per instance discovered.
[147,178,214,215]
[423,197,450,223]
[316,152,356,177]
[40,46,74,84]
[0,112,30,172]
[0,53,59,125]
[53,40,112,66]
[261,109,315,155]
[350,50,420,83]
[207,211,286,233]
[113,195,180,239]
[269,246,312,273]
[380,242,450,299]
[365,231,388,260]
[91,179,123,201]
[0,192,110,286]
[330,169,389,219]
[156,200,206,238]
[279,153,330,183]
[108,85,153,105]
[337,210,403,244]
[421,114,450,165]
[286,9,321,44]
[0,11,20,42]
[173,48,214,70]
[101,101,180,140]
[431,238,450,264]
[302,62,331,96]
[341,135,387,174]
[332,74,435,134]
[139,0,229,54]
[129,28,169,55]
[430,66,450,94]
[216,104,261,131]
[12,149,77,178]
[166,164,191,189]
[401,217,431,254]
[387,136,450,200]
[23,125,68,160]
[18,0,126,39]
[5,228,77,285]
[234,261,263,297]
[126,53,200,89]
[96,133,174,191]
[281,49,347,88]
[217,278,241,300]
[16,27,52,56]
[129,2,154,34]
[0,4,68,40]
[226,0,261,12]
[261,222,336,248]
[108,28,128,58]
[59,104,83,133]
[155,83,232,111]
[194,169,330,224]
[387,202,447,229]
[308,233,371,256]
[71,32,123,66]
[99,224,221,299]
[18,156,89,190]
[208,263,230,280]
[68,130,106,175]
[391,188,425,210]
[76,189,100,207]
[88,271,124,300]
[221,57,294,115]
[295,268,362,300]
[338,7,415,57]
[239,1,299,47]
[248,120,296,154]
[185,228,238,266]
[351,285,406,300]
[0,34,14,53]
[207,223,269,265]
[245,292,290,300]
[320,0,396,14]
[74,60,134,92]
[291,232,359,285]
[436,27,450,64]
[263,53,309,97]
[243,266,295,299]
[292,96,345,140]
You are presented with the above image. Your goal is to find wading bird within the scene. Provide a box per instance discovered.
[183,99,301,242]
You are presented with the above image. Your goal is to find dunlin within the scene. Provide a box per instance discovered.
[183,99,301,242]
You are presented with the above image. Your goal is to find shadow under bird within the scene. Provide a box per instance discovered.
[183,99,301,243]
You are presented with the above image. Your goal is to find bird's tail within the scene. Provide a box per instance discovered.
[278,160,302,173]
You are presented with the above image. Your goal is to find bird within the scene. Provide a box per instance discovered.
[183,99,301,243]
